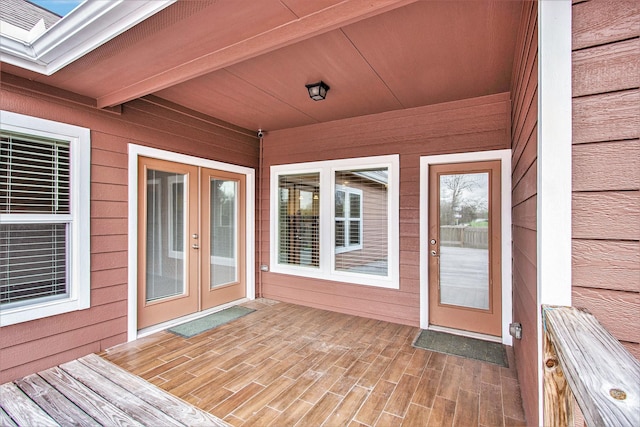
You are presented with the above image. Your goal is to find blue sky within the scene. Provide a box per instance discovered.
[30,0,85,17]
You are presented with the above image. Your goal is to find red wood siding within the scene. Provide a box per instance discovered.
[571,0,640,359]
[0,75,258,383]
[258,93,511,326]
[510,2,538,425]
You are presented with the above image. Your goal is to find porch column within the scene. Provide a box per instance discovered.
[537,0,573,423]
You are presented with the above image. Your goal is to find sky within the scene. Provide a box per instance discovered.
[30,0,85,17]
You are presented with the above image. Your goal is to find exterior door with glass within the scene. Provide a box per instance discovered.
[137,157,245,329]
[428,160,501,336]
[200,168,246,310]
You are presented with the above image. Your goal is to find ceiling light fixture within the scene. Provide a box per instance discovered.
[305,81,330,101]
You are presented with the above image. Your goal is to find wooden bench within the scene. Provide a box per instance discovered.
[0,353,229,426]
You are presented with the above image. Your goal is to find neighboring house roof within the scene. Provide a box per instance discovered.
[0,0,61,31]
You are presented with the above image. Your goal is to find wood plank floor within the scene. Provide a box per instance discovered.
[101,299,527,426]
[0,354,228,427]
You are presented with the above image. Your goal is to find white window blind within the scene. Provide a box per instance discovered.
[277,173,320,268]
[1,134,70,214]
[1,133,71,308]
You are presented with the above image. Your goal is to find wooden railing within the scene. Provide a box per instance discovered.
[542,305,640,427]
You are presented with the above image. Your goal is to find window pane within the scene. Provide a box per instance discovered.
[0,223,68,307]
[335,168,388,276]
[335,220,345,247]
[335,190,345,217]
[1,134,70,214]
[211,179,238,288]
[278,173,319,267]
[349,220,360,245]
[349,193,361,218]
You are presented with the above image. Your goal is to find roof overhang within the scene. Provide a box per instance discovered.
[0,0,176,75]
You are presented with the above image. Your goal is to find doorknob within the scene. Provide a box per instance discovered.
[430,250,439,257]
[192,243,199,249]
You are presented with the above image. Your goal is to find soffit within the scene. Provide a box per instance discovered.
[2,0,523,132]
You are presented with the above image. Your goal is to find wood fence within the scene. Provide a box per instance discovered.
[542,305,640,427]
[440,225,488,249]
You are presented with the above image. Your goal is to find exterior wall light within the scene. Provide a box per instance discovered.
[305,81,330,101]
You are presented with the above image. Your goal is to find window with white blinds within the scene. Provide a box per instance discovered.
[271,155,399,289]
[0,223,67,306]
[277,173,320,268]
[1,135,70,214]
[0,111,90,326]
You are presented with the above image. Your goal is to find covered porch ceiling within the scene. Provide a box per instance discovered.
[3,0,523,132]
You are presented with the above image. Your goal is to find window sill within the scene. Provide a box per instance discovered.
[270,265,399,290]
[0,296,90,327]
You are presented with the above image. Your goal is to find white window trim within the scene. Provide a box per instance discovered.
[127,144,255,341]
[0,111,90,327]
[0,1,176,75]
[419,149,512,344]
[270,155,399,289]
[334,185,363,254]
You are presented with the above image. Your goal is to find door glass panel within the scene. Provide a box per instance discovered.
[145,170,186,302]
[210,179,238,288]
[439,172,489,310]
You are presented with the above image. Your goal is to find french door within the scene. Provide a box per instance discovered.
[428,160,501,336]
[137,157,246,329]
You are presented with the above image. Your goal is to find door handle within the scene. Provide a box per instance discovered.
[192,243,199,249]
[430,250,439,257]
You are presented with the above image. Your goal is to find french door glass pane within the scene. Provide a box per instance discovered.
[210,179,237,288]
[438,172,490,310]
[145,170,185,302]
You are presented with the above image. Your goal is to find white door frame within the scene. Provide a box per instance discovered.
[419,149,512,345]
[127,144,255,341]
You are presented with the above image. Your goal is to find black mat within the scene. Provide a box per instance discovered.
[168,306,255,338]
[413,329,508,367]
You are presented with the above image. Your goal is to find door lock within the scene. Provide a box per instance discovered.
[430,250,439,257]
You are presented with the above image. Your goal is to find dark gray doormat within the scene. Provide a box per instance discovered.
[169,306,255,338]
[413,329,508,367]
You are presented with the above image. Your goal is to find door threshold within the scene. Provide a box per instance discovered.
[427,324,502,344]
[136,298,251,339]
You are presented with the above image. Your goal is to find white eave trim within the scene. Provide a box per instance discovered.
[0,0,176,75]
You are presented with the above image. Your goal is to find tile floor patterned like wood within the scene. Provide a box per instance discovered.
[101,300,527,426]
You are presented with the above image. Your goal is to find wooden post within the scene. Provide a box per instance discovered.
[542,305,640,427]
[543,329,574,426]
